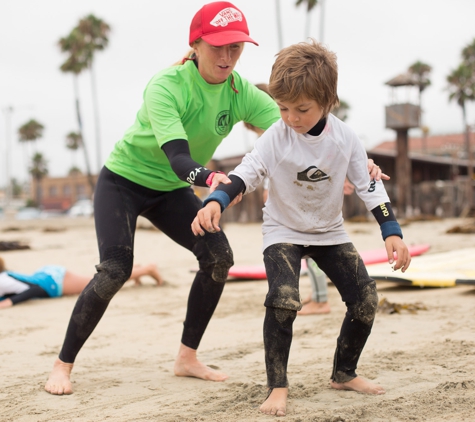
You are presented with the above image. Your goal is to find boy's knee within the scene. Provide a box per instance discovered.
[193,233,233,283]
[265,284,301,312]
[350,282,378,325]
[93,246,133,301]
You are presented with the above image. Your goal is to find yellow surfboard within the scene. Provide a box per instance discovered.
[367,247,475,288]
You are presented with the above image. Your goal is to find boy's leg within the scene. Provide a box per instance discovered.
[311,243,384,394]
[260,243,302,416]
[143,187,234,381]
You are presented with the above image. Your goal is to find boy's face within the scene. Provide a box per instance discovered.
[276,97,324,134]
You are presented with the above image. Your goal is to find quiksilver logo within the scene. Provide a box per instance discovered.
[210,8,242,27]
[297,166,329,182]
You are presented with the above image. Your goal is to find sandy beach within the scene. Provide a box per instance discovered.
[1,216,474,422]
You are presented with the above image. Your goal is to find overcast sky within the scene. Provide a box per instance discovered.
[1,0,475,186]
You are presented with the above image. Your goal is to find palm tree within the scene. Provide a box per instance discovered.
[58,28,95,194]
[29,152,48,208]
[446,63,475,214]
[295,0,319,39]
[65,131,82,169]
[462,38,475,68]
[18,118,44,145]
[18,118,44,178]
[408,61,432,151]
[77,14,111,173]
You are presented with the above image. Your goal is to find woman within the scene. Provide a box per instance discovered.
[0,256,162,309]
[45,1,281,395]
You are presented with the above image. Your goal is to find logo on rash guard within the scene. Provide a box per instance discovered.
[210,8,243,27]
[297,166,329,182]
[215,111,230,135]
[368,180,376,192]
[187,167,206,184]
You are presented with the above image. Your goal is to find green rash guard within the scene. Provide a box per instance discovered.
[105,59,281,191]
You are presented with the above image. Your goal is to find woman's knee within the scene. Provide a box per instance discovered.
[193,232,233,283]
[93,246,134,301]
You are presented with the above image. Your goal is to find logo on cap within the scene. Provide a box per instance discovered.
[210,7,242,27]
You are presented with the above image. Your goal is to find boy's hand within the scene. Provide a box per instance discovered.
[191,201,222,236]
[368,158,390,181]
[385,236,411,272]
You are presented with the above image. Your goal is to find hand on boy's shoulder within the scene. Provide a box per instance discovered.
[384,236,411,272]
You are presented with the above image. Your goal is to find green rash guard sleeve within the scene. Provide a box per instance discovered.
[105,60,280,192]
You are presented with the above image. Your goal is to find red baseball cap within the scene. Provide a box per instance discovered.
[189,2,258,47]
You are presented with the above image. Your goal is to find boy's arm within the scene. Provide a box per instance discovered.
[191,175,246,236]
[371,203,411,272]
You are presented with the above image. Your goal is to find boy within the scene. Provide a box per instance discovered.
[191,39,411,416]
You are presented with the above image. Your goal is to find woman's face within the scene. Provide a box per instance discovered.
[193,40,244,84]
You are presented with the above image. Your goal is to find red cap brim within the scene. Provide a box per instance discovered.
[201,30,258,47]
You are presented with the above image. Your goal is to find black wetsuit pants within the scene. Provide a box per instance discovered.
[263,242,378,388]
[59,167,233,363]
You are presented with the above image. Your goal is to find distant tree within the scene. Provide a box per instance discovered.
[447,62,475,213]
[68,166,82,175]
[65,131,82,169]
[408,61,432,104]
[29,152,48,209]
[58,28,95,194]
[462,38,475,68]
[77,14,111,172]
[10,178,23,198]
[18,118,44,177]
[18,119,44,145]
[295,0,319,39]
[332,99,350,122]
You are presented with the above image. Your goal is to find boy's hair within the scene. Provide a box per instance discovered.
[0,257,5,273]
[269,38,339,116]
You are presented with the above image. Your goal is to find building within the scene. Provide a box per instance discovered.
[32,171,97,211]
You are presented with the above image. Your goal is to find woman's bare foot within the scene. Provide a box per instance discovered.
[174,343,228,381]
[260,387,288,416]
[331,376,385,395]
[297,301,330,315]
[44,358,74,395]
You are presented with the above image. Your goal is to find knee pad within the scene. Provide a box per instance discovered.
[93,246,134,301]
[348,281,378,325]
[192,231,233,283]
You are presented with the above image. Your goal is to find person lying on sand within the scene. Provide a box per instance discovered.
[0,256,163,309]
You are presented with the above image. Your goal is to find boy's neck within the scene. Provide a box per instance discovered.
[307,116,327,136]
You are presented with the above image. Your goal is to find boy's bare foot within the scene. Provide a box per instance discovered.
[331,376,385,395]
[260,387,288,416]
[298,301,330,315]
[44,358,74,395]
[174,343,228,381]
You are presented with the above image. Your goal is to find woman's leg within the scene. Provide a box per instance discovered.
[311,243,384,394]
[45,167,143,395]
[142,187,234,381]
[260,243,302,416]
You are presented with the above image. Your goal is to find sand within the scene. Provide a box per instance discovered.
[1,216,474,422]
